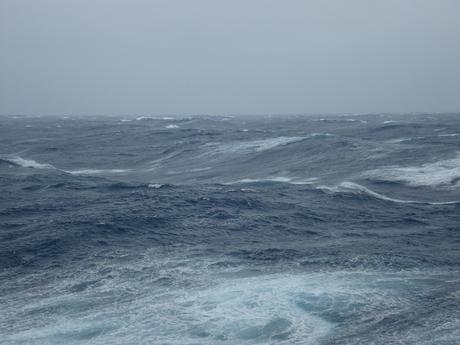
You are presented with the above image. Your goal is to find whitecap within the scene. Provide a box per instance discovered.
[209,134,331,155]
[235,177,292,184]
[437,133,460,137]
[387,134,460,143]
[1,156,55,169]
[362,154,460,188]
[317,118,367,124]
[148,183,163,189]
[136,116,175,121]
[229,177,318,185]
[165,124,179,129]
[189,167,212,172]
[67,169,131,175]
[318,181,459,205]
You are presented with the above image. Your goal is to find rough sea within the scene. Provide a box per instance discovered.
[1,113,459,345]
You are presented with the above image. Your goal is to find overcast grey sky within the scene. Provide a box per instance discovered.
[1,0,459,116]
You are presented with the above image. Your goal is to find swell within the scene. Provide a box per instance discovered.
[3,154,460,206]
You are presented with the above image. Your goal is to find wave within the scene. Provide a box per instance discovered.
[437,133,460,137]
[136,116,176,121]
[0,156,133,177]
[318,181,460,205]
[228,177,319,185]
[208,134,332,155]
[66,169,131,175]
[0,156,55,169]
[148,183,164,189]
[387,133,460,143]
[317,118,367,124]
[362,154,460,188]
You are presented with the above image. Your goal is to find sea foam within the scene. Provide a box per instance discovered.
[318,181,460,205]
[67,169,131,175]
[0,156,55,169]
[362,154,460,188]
[209,134,331,155]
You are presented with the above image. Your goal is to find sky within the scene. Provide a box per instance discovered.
[1,0,460,116]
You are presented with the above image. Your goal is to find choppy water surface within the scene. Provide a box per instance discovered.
[1,113,459,344]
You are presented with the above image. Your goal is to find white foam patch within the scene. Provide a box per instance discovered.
[166,124,179,129]
[3,246,459,345]
[362,154,460,188]
[176,274,334,344]
[148,183,163,188]
[2,156,55,169]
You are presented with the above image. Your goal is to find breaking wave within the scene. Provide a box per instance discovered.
[318,181,460,205]
[66,169,131,175]
[362,154,460,188]
[0,156,55,169]
[229,177,319,185]
[207,134,331,155]
[2,114,460,345]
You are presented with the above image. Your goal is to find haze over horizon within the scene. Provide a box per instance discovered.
[1,0,460,116]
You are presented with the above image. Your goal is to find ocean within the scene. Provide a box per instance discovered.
[1,113,459,344]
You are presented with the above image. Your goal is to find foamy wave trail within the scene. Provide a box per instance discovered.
[319,181,460,205]
[0,156,132,177]
[362,154,460,188]
[438,133,460,137]
[229,177,319,185]
[208,133,331,155]
[0,156,55,169]
[66,168,131,175]
[136,116,176,121]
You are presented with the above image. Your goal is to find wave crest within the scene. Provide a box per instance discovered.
[0,156,55,169]
[362,154,460,188]
[318,181,460,205]
[208,134,331,155]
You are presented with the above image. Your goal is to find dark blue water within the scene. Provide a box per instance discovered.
[1,113,459,344]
